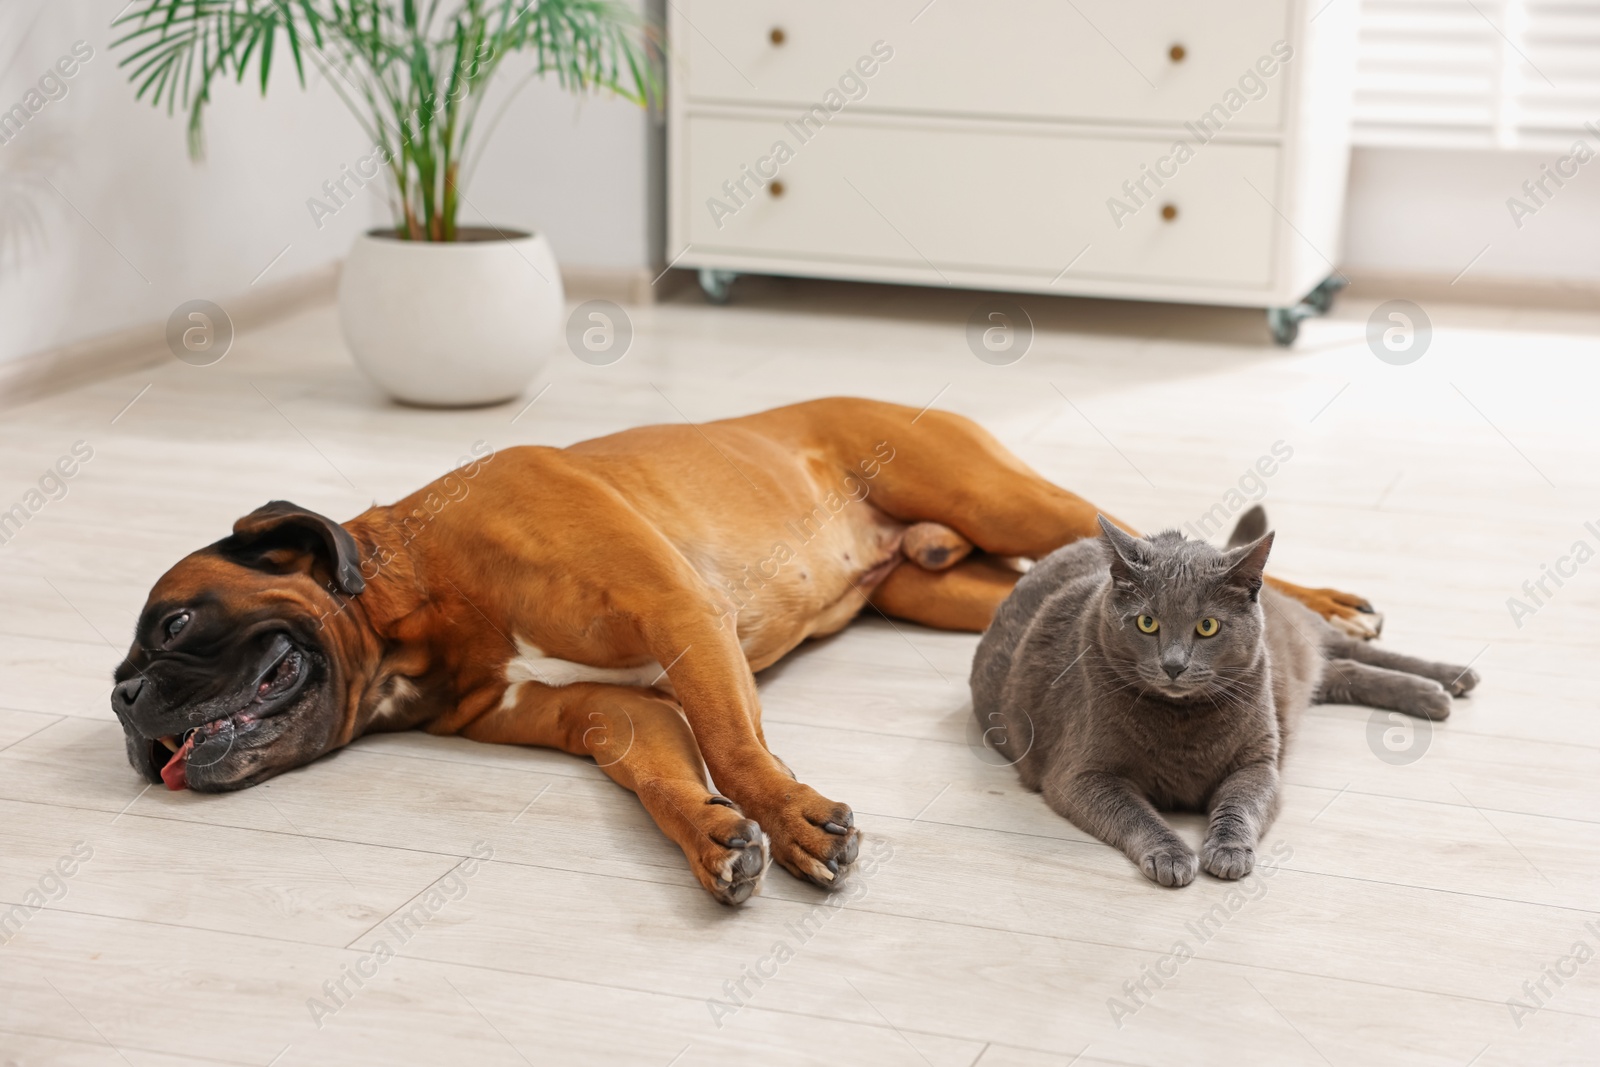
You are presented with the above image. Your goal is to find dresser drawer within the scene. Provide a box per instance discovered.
[683,118,1279,289]
[682,1,1293,130]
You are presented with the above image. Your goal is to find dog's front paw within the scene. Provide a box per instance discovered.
[1201,839,1255,880]
[708,825,769,906]
[685,798,770,906]
[1139,842,1198,887]
[738,782,859,888]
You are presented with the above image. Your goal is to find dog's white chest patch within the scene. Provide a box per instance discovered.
[500,638,670,709]
[369,677,419,725]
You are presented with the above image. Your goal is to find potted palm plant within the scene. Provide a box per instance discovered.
[114,2,658,406]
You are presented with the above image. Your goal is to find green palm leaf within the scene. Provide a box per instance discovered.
[112,0,661,240]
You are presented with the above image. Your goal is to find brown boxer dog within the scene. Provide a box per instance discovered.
[111,398,1377,904]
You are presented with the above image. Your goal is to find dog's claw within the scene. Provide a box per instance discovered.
[798,857,836,885]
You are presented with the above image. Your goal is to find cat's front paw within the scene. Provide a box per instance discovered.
[1201,839,1256,880]
[1406,681,1453,721]
[1139,843,1198,887]
[1443,665,1480,697]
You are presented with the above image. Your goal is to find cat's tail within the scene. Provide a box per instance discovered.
[1227,505,1269,549]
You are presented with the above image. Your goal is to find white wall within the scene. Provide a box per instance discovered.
[461,0,660,267]
[0,1,659,371]
[3,1,1587,377]
[0,2,372,367]
[1342,145,1600,285]
[465,55,659,271]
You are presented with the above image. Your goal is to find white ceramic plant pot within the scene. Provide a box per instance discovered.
[338,227,563,407]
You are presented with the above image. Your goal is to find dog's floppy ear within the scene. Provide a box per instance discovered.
[225,500,365,595]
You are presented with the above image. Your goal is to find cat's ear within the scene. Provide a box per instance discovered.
[1097,515,1146,584]
[1222,531,1274,600]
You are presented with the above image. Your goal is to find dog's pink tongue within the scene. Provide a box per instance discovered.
[160,734,195,791]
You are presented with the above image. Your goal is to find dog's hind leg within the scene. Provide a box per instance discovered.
[869,553,1021,632]
[842,403,1124,556]
[1317,658,1453,720]
[810,399,1378,632]
[463,681,771,906]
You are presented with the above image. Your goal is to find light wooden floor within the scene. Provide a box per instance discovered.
[2,278,1598,1066]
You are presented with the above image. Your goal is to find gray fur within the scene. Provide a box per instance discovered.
[1225,504,1269,549]
[970,505,1479,887]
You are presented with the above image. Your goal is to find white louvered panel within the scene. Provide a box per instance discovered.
[1516,1,1600,144]
[1354,0,1508,147]
[1355,0,1600,149]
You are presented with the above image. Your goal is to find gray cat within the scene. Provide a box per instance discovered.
[970,507,1479,887]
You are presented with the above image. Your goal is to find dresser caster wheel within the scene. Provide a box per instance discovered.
[1268,272,1347,345]
[1267,307,1302,347]
[698,269,739,305]
[1303,273,1348,314]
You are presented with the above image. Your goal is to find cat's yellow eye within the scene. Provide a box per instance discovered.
[1196,617,1220,637]
[1136,615,1159,634]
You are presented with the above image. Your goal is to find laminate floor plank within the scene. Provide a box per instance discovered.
[3,288,1597,1064]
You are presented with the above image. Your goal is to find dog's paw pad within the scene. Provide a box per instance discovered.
[707,821,769,906]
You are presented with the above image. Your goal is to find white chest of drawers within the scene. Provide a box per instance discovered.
[665,1,1359,342]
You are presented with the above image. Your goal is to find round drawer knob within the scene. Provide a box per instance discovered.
[1169,43,1187,63]
[770,27,786,45]
[1161,203,1178,221]
[768,180,786,198]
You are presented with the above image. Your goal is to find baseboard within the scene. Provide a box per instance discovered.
[0,260,686,411]
[561,265,675,305]
[1344,270,1600,312]
[0,263,342,411]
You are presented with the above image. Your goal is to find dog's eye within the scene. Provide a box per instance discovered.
[1135,614,1159,634]
[164,613,191,641]
[1196,617,1220,637]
